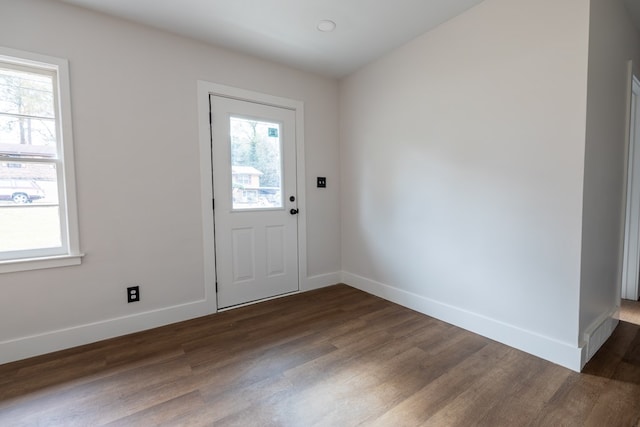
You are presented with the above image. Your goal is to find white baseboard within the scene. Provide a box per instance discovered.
[581,308,619,368]
[0,299,213,365]
[1,271,343,365]
[4,270,591,371]
[341,271,584,372]
[302,272,341,291]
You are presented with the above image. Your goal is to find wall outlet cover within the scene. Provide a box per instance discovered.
[127,286,140,303]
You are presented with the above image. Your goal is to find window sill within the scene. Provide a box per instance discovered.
[0,254,84,274]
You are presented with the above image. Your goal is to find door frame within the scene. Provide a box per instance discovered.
[622,62,640,301]
[197,81,307,312]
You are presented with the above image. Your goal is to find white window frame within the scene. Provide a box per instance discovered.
[0,47,82,273]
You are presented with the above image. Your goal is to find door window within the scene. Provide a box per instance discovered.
[229,117,283,210]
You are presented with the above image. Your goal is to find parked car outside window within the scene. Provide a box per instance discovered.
[0,179,46,203]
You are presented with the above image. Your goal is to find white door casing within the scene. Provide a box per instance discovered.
[211,95,299,308]
[622,70,640,301]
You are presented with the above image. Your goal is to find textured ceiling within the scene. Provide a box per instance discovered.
[56,0,486,78]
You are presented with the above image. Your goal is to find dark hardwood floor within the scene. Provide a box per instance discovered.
[1,284,639,426]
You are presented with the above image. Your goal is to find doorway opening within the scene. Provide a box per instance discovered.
[622,70,640,301]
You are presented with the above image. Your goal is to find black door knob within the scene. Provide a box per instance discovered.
[290,208,299,215]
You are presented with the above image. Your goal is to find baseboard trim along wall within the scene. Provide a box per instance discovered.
[581,307,619,368]
[303,272,343,292]
[341,271,585,372]
[0,299,213,365]
[4,270,591,369]
[0,272,341,365]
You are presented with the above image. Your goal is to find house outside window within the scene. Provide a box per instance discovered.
[234,174,252,185]
[231,165,262,187]
[0,47,82,272]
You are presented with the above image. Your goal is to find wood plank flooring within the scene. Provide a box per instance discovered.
[1,284,640,426]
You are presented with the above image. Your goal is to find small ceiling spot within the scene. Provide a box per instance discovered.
[317,20,336,32]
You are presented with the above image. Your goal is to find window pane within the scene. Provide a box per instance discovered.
[0,67,54,118]
[0,160,61,255]
[230,117,282,210]
[0,66,57,158]
[0,160,57,203]
[0,205,61,253]
[0,115,57,157]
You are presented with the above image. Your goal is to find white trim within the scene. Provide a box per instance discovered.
[217,290,300,312]
[197,81,307,312]
[57,53,82,260]
[341,271,584,372]
[0,47,63,70]
[0,253,83,274]
[0,268,340,364]
[622,64,640,301]
[0,298,211,365]
[197,81,218,314]
[0,270,340,363]
[302,272,342,291]
[581,307,619,364]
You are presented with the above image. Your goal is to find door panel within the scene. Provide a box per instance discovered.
[266,225,285,277]
[211,95,299,308]
[232,227,255,283]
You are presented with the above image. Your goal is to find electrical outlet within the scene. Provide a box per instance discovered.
[127,286,140,303]
[317,177,327,188]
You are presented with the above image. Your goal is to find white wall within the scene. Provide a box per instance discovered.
[0,0,341,363]
[579,0,640,359]
[340,0,591,370]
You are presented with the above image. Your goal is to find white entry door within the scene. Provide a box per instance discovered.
[211,95,299,309]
